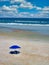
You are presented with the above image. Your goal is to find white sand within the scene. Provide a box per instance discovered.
[0,30,49,65]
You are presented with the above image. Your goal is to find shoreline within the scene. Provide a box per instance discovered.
[0,29,49,42]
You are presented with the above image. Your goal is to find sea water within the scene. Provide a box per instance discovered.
[0,18,49,35]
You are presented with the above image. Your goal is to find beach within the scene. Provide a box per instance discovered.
[0,28,49,65]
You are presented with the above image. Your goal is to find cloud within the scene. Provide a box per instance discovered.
[0,12,16,18]
[11,0,24,3]
[0,0,9,2]
[35,6,42,10]
[18,12,30,17]
[0,5,18,17]
[0,9,49,18]
[0,10,18,18]
[42,7,49,11]
[10,5,18,9]
[2,5,12,11]
[1,5,18,12]
[36,6,49,11]
[40,10,49,14]
[11,0,33,9]
[32,6,49,18]
[16,11,49,18]
[30,13,49,18]
[37,6,49,14]
[20,2,33,9]
[0,0,49,18]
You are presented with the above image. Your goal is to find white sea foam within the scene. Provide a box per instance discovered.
[0,23,49,26]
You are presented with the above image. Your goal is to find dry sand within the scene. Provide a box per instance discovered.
[0,30,49,65]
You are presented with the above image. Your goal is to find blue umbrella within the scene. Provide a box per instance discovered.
[9,45,21,49]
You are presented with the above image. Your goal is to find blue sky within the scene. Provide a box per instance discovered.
[0,0,49,18]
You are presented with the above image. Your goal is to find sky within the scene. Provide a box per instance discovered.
[0,0,49,18]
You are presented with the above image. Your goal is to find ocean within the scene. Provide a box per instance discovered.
[0,18,49,35]
[0,18,49,24]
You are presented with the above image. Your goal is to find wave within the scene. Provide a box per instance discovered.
[0,23,49,26]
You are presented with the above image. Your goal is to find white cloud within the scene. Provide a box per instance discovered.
[14,12,32,18]
[37,7,49,14]
[0,10,18,18]
[32,6,49,18]
[10,5,18,8]
[2,5,12,11]
[36,6,49,11]
[0,10,49,18]
[11,0,33,9]
[33,6,49,12]
[0,0,49,18]
[35,6,42,10]
[2,5,18,12]
[42,7,49,10]
[30,13,49,18]
[11,0,43,10]
[0,5,18,17]
[20,2,33,9]
[40,11,49,14]
[17,12,49,18]
[0,0,9,2]
[11,0,24,3]
[20,12,30,15]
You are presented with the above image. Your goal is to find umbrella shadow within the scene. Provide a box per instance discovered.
[9,50,20,54]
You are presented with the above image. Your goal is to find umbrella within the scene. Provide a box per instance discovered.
[9,45,21,49]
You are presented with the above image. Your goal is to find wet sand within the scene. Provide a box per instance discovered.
[0,30,49,65]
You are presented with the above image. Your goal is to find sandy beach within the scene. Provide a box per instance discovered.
[0,30,49,65]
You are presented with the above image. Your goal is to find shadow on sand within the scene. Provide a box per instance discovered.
[9,51,20,54]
